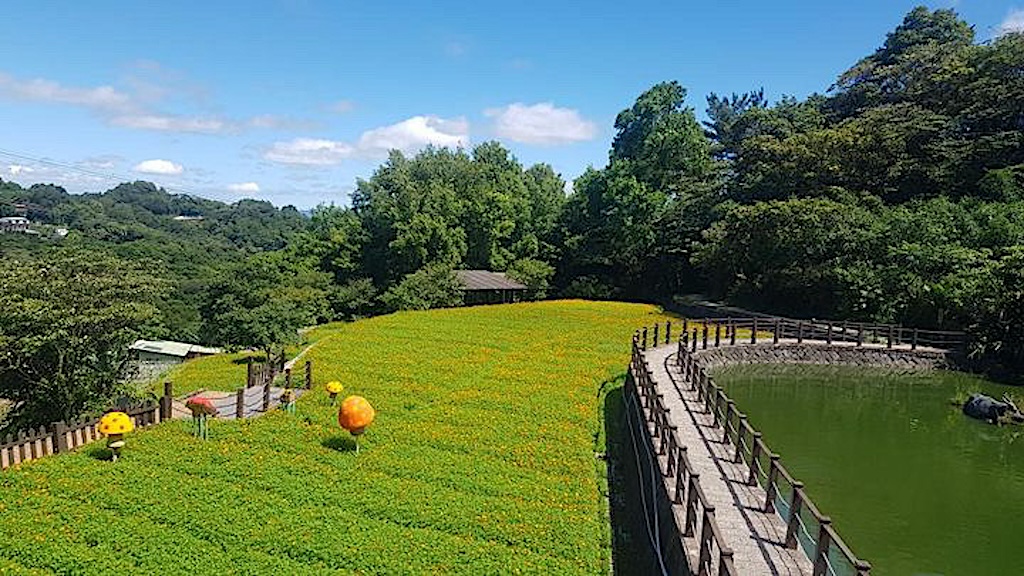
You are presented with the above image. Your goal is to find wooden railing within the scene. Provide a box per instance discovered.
[628,336,737,576]
[4,359,314,470]
[637,317,881,575]
[639,316,965,352]
[1,401,160,470]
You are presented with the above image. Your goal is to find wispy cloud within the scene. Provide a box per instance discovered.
[264,138,355,166]
[0,69,315,135]
[134,159,184,175]
[327,100,355,114]
[264,115,469,166]
[998,9,1024,36]
[485,102,597,145]
[227,181,260,193]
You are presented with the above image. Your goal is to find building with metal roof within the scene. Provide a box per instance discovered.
[130,340,222,361]
[455,270,527,305]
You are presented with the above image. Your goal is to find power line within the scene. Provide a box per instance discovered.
[0,147,199,198]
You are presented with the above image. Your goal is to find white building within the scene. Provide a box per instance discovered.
[0,216,30,233]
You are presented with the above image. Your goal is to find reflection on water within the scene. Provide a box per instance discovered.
[717,365,1024,576]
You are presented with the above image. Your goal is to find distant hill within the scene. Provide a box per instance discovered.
[0,179,309,339]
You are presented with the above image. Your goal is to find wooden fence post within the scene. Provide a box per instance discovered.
[887,325,894,349]
[714,324,721,347]
[734,415,747,463]
[812,516,833,576]
[765,454,780,512]
[857,324,864,347]
[748,433,763,486]
[665,321,672,345]
[698,507,716,575]
[160,380,173,421]
[702,324,708,350]
[653,324,660,348]
[247,357,254,388]
[912,329,919,350]
[51,421,69,454]
[729,319,737,345]
[263,382,271,412]
[285,367,292,389]
[826,322,833,345]
[235,388,245,419]
[751,318,758,344]
[797,321,804,344]
[305,360,312,389]
[642,327,648,350]
[785,483,806,549]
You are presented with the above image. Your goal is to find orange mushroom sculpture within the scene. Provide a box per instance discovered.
[338,395,375,452]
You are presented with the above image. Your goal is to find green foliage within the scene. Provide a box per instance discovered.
[328,278,378,320]
[506,258,555,300]
[0,250,163,430]
[199,252,332,355]
[379,264,463,311]
[352,143,564,289]
[0,302,676,575]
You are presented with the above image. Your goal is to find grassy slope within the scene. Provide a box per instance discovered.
[0,301,672,575]
[152,323,348,396]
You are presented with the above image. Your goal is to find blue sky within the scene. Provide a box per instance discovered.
[0,1,1020,209]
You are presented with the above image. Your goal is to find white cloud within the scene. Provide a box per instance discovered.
[485,102,597,145]
[357,115,469,155]
[264,138,355,166]
[264,115,469,166]
[133,159,184,175]
[327,100,354,114]
[0,70,312,136]
[112,114,229,134]
[998,9,1024,36]
[228,182,261,193]
[8,164,32,176]
[0,73,133,112]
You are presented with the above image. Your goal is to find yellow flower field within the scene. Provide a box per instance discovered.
[0,300,673,574]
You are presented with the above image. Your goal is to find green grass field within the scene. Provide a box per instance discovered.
[0,301,672,575]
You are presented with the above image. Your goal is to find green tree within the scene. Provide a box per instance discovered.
[0,251,163,430]
[380,264,463,311]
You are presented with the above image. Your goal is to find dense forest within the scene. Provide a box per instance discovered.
[5,6,1024,427]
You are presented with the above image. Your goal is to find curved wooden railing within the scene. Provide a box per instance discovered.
[638,316,965,353]
[632,315,935,576]
[628,335,737,576]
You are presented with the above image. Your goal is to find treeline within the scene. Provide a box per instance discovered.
[5,5,1024,430]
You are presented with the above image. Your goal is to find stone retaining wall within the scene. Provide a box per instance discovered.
[692,343,951,371]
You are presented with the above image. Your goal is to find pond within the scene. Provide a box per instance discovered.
[717,365,1024,576]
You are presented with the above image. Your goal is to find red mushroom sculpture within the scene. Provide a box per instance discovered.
[185,396,218,439]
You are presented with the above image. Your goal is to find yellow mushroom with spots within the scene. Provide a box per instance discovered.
[325,381,344,405]
[98,411,135,461]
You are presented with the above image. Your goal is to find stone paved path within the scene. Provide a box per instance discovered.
[643,343,813,576]
[172,387,306,420]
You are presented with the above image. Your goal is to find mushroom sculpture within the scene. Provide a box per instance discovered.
[185,396,219,440]
[338,395,375,453]
[280,387,297,415]
[325,381,344,405]
[98,411,134,461]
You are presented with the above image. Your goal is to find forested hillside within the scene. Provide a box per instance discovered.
[5,5,1024,410]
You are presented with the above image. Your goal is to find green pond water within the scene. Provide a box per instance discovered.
[716,365,1024,576]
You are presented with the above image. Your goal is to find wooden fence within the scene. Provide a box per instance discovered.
[1,401,160,470]
[629,336,737,576]
[638,316,965,352]
[4,358,314,470]
[634,318,886,575]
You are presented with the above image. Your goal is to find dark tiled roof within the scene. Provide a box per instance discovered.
[455,270,527,291]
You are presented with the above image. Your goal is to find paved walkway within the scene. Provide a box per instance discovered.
[643,343,813,576]
[172,387,306,420]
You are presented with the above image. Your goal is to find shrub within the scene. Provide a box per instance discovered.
[380,264,463,311]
